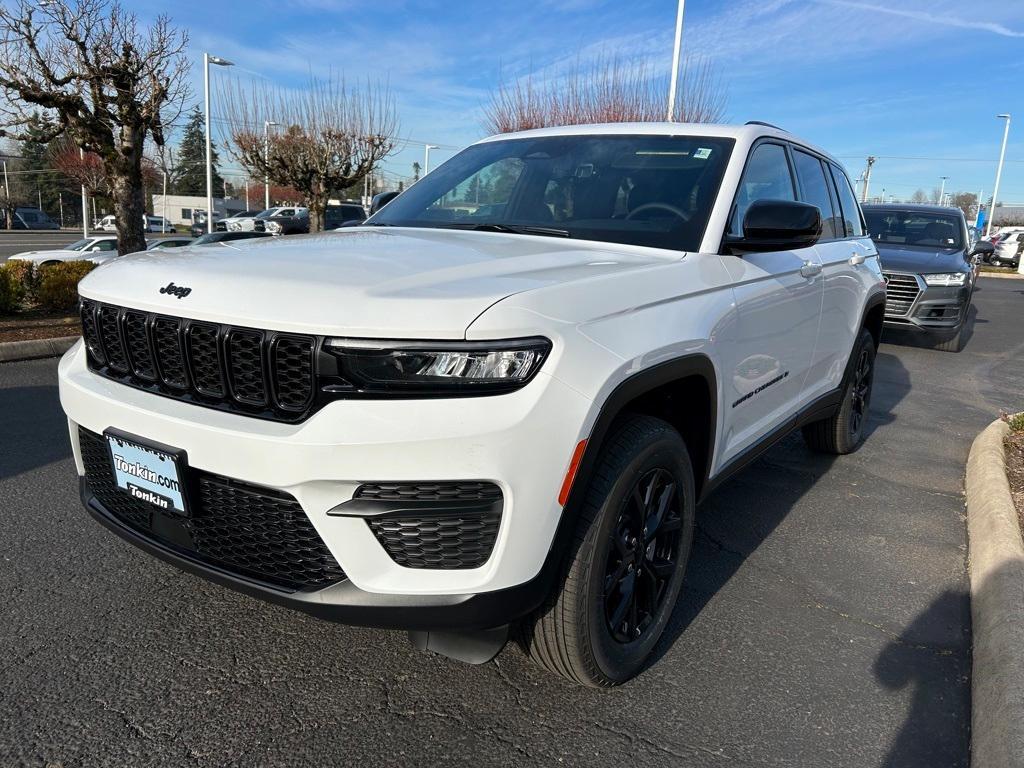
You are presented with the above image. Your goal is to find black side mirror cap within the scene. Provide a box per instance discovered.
[369,191,400,216]
[725,199,822,253]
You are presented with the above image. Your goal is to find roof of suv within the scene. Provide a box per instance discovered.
[861,203,965,216]
[474,121,838,166]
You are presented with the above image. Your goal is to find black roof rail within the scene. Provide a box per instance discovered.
[745,120,788,132]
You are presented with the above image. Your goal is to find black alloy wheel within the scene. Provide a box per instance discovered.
[520,415,695,686]
[848,345,873,438]
[604,467,683,643]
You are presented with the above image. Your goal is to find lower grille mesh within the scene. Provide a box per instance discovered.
[78,427,346,591]
[367,511,502,570]
[357,480,504,570]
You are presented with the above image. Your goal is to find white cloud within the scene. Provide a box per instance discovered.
[819,0,1024,38]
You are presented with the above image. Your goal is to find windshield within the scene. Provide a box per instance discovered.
[66,239,90,251]
[370,134,735,251]
[256,209,279,219]
[864,209,964,249]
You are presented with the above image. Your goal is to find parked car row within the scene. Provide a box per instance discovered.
[6,231,272,266]
[986,227,1023,268]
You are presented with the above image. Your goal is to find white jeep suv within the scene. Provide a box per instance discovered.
[59,122,885,686]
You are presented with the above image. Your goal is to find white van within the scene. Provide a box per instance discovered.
[144,215,175,233]
[96,214,177,233]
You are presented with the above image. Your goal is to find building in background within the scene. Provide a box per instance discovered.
[150,195,247,227]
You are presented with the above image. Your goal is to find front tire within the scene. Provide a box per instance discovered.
[933,324,964,353]
[521,415,695,687]
[802,328,876,454]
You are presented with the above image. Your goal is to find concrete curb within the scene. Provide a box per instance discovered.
[0,335,77,363]
[967,418,1024,768]
[979,271,1024,280]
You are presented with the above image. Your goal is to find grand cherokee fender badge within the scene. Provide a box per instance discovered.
[159,282,192,299]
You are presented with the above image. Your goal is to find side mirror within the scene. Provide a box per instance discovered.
[726,199,822,253]
[369,191,400,216]
[970,240,994,258]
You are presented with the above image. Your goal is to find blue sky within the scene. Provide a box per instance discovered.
[143,0,1024,203]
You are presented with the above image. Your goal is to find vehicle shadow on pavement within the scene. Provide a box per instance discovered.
[873,589,971,767]
[882,304,980,353]
[649,351,913,665]
[0,385,71,481]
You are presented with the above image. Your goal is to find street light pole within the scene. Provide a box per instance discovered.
[938,176,948,206]
[204,52,233,234]
[80,147,89,237]
[161,171,167,233]
[424,144,439,176]
[264,120,278,210]
[986,114,1011,238]
[666,0,685,121]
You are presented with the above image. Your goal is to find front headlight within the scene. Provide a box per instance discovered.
[321,337,551,396]
[923,272,968,287]
[267,221,282,233]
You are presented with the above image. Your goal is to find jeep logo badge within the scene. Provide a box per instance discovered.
[159,282,192,299]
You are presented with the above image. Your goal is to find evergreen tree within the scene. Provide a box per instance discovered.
[174,106,223,196]
[21,112,62,214]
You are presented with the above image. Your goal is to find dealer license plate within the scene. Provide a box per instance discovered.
[105,431,188,515]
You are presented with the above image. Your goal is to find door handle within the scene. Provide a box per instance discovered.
[849,253,867,266]
[800,261,822,278]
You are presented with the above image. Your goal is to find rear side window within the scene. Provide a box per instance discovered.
[792,150,840,240]
[828,164,865,237]
[729,143,796,236]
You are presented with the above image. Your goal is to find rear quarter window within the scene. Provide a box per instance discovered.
[828,164,865,237]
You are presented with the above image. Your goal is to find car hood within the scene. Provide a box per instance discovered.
[9,249,85,262]
[78,227,683,338]
[875,243,969,274]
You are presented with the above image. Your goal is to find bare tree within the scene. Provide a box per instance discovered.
[482,53,726,135]
[220,76,397,232]
[0,0,190,253]
[951,191,978,219]
[49,137,109,198]
[910,189,928,203]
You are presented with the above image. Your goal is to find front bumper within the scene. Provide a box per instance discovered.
[60,340,593,627]
[80,477,548,630]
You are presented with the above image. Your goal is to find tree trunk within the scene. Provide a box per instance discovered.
[110,151,148,255]
[310,193,328,233]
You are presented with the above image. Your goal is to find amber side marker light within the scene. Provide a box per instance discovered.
[558,439,589,506]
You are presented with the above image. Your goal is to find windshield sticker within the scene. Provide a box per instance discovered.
[694,148,712,159]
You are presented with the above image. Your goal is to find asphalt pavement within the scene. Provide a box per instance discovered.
[2,278,1023,767]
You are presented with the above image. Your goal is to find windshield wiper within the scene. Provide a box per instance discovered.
[458,223,571,238]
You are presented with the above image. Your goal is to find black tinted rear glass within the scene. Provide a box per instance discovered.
[864,209,963,249]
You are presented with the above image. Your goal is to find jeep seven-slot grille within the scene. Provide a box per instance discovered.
[78,427,346,591]
[80,299,316,421]
[882,273,921,317]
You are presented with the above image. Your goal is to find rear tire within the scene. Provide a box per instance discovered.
[520,415,695,687]
[802,328,876,455]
